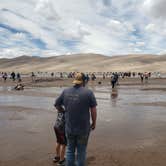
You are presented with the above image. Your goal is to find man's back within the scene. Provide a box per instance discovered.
[54,72,97,166]
[55,86,97,135]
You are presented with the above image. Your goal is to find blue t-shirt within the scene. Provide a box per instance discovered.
[55,86,97,135]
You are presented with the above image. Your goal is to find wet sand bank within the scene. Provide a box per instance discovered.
[0,78,166,166]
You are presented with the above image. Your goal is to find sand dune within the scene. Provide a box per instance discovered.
[0,53,166,72]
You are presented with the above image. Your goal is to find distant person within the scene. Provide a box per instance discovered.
[132,72,136,77]
[91,73,96,81]
[111,74,116,88]
[144,72,149,83]
[16,73,21,82]
[51,72,54,77]
[140,73,144,84]
[53,106,66,165]
[2,72,8,82]
[31,72,35,82]
[111,73,118,88]
[11,72,16,81]
[60,72,63,78]
[129,72,131,77]
[85,74,89,83]
[148,72,151,78]
[55,72,97,166]
[14,83,24,90]
[103,73,106,79]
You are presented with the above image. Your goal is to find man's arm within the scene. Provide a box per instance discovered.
[90,106,97,130]
[54,91,65,112]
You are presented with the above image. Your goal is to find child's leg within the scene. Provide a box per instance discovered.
[60,144,66,161]
[53,142,61,162]
[56,142,61,157]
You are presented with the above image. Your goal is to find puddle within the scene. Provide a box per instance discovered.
[0,95,54,110]
[24,87,64,94]
[0,86,12,91]
[0,85,166,112]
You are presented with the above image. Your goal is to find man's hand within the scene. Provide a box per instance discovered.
[90,106,97,131]
[90,123,96,130]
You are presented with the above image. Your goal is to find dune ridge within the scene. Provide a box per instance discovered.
[0,53,166,72]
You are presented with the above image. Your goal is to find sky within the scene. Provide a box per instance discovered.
[0,0,166,58]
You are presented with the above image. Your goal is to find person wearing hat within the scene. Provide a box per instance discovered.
[54,72,97,166]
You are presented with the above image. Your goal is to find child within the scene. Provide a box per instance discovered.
[53,110,66,166]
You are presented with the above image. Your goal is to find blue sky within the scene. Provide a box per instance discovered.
[0,0,166,58]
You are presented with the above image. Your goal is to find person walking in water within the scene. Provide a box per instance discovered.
[111,73,118,88]
[55,72,97,166]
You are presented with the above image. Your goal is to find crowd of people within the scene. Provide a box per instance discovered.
[0,71,154,91]
[0,72,22,82]
[0,71,158,83]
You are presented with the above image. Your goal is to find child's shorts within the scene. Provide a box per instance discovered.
[54,126,67,145]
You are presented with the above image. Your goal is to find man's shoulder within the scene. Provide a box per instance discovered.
[63,86,93,94]
[63,87,74,93]
[80,87,94,96]
[84,87,93,93]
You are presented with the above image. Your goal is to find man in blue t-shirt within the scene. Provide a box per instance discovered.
[55,72,97,166]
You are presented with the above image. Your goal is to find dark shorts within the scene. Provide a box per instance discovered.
[54,126,67,145]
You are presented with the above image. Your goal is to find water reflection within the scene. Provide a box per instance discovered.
[111,88,118,107]
[0,86,12,91]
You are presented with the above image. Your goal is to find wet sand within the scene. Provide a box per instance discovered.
[0,78,166,166]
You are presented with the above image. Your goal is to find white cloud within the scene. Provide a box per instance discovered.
[136,42,145,47]
[145,23,156,32]
[0,47,34,58]
[0,0,166,58]
[144,0,166,20]
[34,0,60,21]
